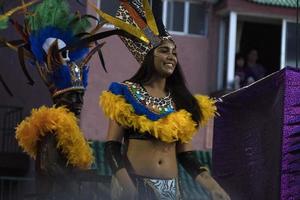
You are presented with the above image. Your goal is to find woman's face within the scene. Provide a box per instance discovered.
[153,40,177,78]
[236,58,244,67]
[247,49,258,63]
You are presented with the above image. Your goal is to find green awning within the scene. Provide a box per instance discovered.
[248,0,298,8]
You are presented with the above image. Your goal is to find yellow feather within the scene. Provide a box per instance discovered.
[15,106,94,169]
[88,2,149,44]
[99,91,198,143]
[142,0,159,35]
[195,95,217,127]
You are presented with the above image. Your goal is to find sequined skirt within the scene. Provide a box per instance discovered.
[111,174,182,200]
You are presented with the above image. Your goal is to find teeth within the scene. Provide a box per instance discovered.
[165,63,173,67]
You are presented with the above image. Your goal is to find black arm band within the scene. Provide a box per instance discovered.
[104,141,125,174]
[177,151,208,179]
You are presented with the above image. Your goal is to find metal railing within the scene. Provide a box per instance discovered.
[0,107,112,200]
[0,175,111,200]
[0,106,23,153]
[0,176,34,200]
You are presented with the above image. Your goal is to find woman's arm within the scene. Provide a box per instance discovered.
[176,142,230,200]
[105,119,137,198]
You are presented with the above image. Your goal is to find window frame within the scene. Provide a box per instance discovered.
[96,0,208,36]
[96,0,117,29]
[162,0,208,37]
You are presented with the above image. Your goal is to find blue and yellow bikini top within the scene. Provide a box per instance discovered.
[99,81,216,143]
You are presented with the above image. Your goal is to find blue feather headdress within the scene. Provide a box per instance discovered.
[29,26,89,63]
[2,0,130,97]
[23,0,93,97]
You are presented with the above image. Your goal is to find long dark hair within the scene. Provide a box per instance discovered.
[127,48,202,125]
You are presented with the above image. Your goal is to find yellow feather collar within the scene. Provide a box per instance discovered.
[194,95,217,126]
[15,106,94,169]
[99,91,216,143]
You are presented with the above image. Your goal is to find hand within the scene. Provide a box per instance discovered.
[122,188,137,199]
[121,182,137,199]
[196,171,230,200]
[115,168,138,199]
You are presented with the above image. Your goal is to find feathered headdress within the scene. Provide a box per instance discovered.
[25,0,92,96]
[1,0,109,97]
[90,0,173,63]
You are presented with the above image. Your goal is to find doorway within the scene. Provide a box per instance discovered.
[239,21,282,74]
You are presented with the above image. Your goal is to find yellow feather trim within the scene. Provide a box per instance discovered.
[99,91,199,143]
[15,106,94,169]
[195,95,217,126]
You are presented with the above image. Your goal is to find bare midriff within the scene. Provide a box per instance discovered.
[126,139,178,179]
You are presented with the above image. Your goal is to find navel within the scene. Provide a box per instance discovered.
[158,159,163,165]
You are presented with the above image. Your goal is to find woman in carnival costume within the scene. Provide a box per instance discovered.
[6,0,108,199]
[93,0,231,199]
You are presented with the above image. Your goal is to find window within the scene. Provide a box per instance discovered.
[166,1,185,32]
[163,0,208,36]
[286,22,300,68]
[96,0,208,36]
[189,3,207,35]
[97,0,120,18]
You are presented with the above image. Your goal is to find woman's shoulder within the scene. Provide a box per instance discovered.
[107,81,126,94]
[102,81,144,113]
[101,81,176,121]
[107,81,137,94]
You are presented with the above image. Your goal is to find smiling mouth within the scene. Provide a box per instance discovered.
[164,63,175,68]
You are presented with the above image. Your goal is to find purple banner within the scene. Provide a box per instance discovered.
[213,67,300,200]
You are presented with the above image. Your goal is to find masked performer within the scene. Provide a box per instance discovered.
[12,0,102,199]
[94,0,230,199]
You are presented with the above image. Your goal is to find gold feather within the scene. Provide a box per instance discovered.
[0,0,38,21]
